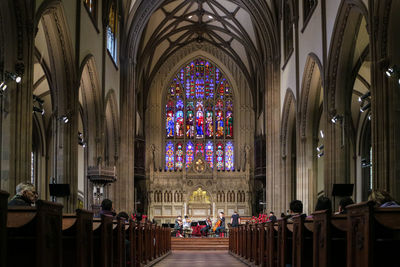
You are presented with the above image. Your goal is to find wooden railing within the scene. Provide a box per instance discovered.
[0,190,171,267]
[229,202,400,267]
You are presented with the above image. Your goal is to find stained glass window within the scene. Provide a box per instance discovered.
[186,141,194,168]
[107,1,118,63]
[175,143,184,170]
[225,142,234,170]
[195,143,204,157]
[216,143,224,170]
[205,141,214,168]
[165,58,234,169]
[165,142,174,170]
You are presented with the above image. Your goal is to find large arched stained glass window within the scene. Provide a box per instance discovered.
[165,58,234,170]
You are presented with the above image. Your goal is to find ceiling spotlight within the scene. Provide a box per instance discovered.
[358,91,371,103]
[317,152,324,158]
[208,15,213,19]
[6,71,22,83]
[331,114,343,124]
[0,81,7,91]
[60,115,69,124]
[360,102,371,113]
[316,144,324,152]
[188,15,193,19]
[33,106,45,115]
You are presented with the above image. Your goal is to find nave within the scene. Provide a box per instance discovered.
[153,251,246,267]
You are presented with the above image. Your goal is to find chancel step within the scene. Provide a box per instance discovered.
[171,237,229,251]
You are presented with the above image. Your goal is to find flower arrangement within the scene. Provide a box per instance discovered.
[251,214,268,224]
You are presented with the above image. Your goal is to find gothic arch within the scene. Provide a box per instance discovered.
[298,54,324,212]
[79,55,102,165]
[35,0,78,212]
[280,88,296,211]
[325,0,369,201]
[104,89,120,166]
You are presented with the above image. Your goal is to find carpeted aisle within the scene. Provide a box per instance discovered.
[153,251,247,267]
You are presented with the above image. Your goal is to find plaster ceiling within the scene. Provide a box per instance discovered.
[138,0,262,86]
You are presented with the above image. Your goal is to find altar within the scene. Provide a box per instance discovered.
[147,154,252,224]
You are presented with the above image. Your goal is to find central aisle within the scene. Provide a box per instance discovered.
[153,251,247,267]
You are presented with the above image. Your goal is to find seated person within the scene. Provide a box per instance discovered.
[100,199,116,218]
[201,217,212,236]
[287,200,303,222]
[368,190,400,207]
[8,182,38,206]
[336,197,354,214]
[182,215,191,230]
[174,215,183,237]
[214,212,225,237]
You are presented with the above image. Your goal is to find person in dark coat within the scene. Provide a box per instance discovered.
[8,182,38,206]
[99,199,116,217]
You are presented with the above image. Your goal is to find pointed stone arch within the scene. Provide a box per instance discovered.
[280,88,297,212]
[325,0,369,201]
[104,89,120,166]
[298,54,324,212]
[78,55,103,165]
[35,0,78,212]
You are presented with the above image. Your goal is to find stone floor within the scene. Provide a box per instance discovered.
[153,251,247,267]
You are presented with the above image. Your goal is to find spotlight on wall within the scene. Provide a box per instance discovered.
[358,91,371,103]
[0,81,7,92]
[320,130,324,139]
[316,144,324,152]
[5,71,21,83]
[33,95,44,105]
[331,114,343,124]
[60,115,69,124]
[317,152,324,158]
[33,106,45,115]
[361,158,371,168]
[368,114,372,121]
[360,102,371,113]
[78,132,86,148]
[385,67,395,77]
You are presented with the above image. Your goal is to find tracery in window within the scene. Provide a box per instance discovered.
[303,0,317,23]
[283,0,294,60]
[84,0,97,20]
[164,58,234,170]
[107,1,118,63]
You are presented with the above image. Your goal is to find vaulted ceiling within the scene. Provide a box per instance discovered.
[135,0,275,93]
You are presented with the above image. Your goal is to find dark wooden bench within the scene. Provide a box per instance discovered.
[62,210,94,267]
[0,190,9,267]
[292,215,313,267]
[92,215,113,267]
[7,200,63,267]
[347,201,400,267]
[266,221,278,267]
[312,210,347,267]
[113,218,126,267]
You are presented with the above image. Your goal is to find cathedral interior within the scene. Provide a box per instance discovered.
[0,0,399,223]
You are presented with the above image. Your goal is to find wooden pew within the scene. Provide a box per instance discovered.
[127,221,137,267]
[92,215,113,267]
[0,190,9,267]
[7,200,63,267]
[113,218,126,267]
[312,210,347,267]
[266,221,278,267]
[292,215,313,267]
[347,201,400,267]
[62,209,94,267]
[277,218,292,267]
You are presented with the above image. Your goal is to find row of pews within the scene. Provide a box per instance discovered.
[0,190,171,267]
[229,201,400,267]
